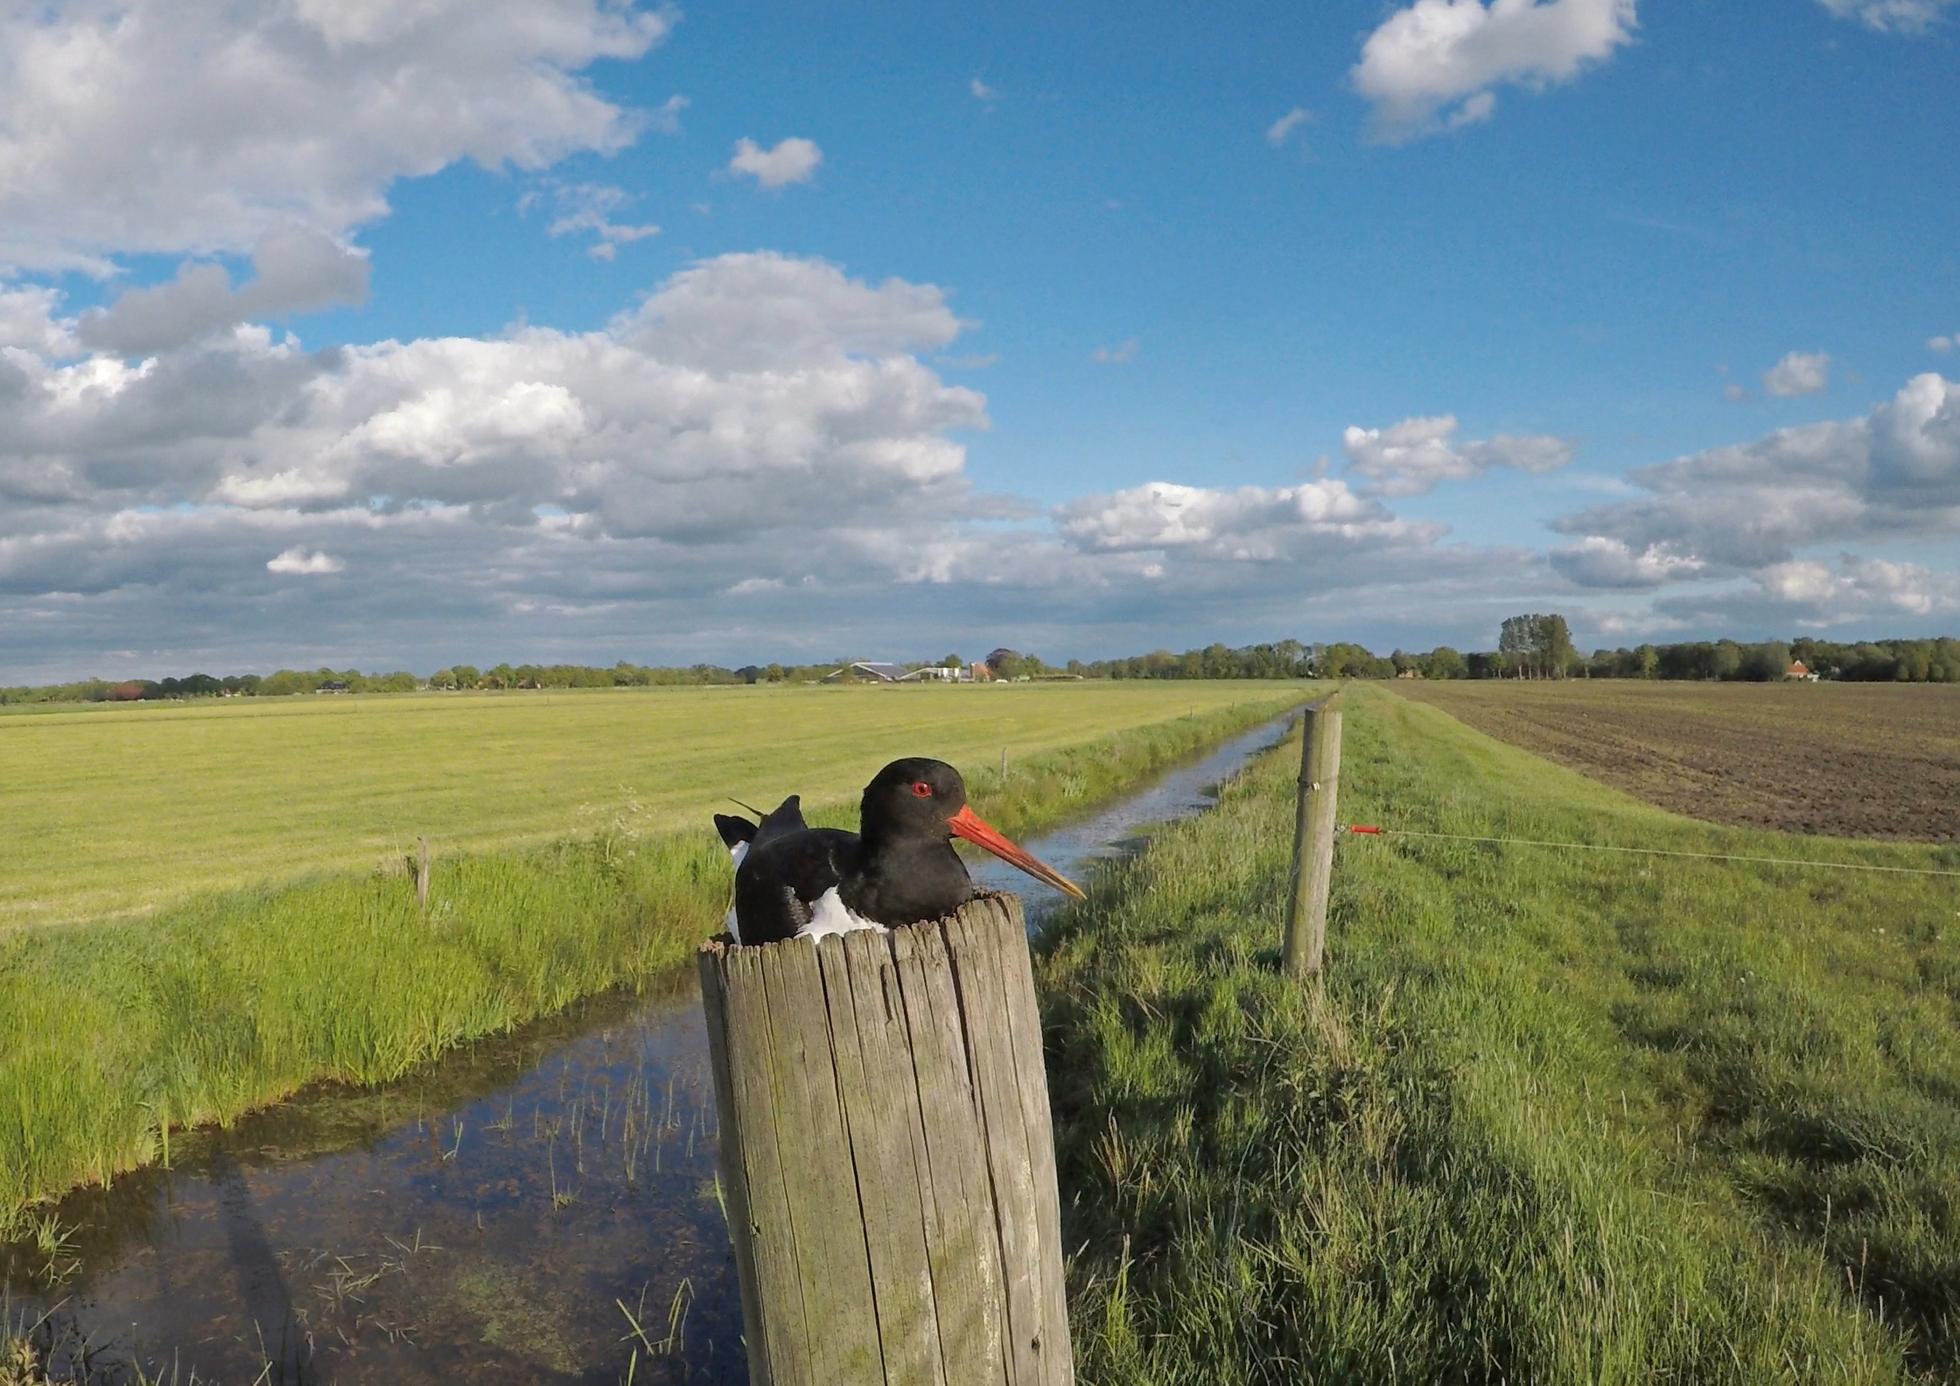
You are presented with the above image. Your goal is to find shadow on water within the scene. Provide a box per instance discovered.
[2,713,1295,1383]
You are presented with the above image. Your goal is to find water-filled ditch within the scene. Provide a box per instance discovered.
[4,712,1296,1383]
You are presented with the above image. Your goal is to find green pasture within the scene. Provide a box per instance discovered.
[0,681,1292,926]
[0,692,1305,1236]
[1044,687,1960,1382]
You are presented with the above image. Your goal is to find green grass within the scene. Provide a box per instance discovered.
[0,690,1304,1238]
[0,681,1296,925]
[1041,687,1960,1383]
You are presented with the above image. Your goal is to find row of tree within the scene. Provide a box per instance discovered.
[7,629,1958,704]
[0,656,990,703]
[1578,636,1960,683]
[0,663,750,703]
[1027,624,1960,686]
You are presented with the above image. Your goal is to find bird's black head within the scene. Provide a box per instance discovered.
[860,757,968,844]
[858,755,1087,902]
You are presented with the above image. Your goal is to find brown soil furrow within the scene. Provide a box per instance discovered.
[1393,680,1960,842]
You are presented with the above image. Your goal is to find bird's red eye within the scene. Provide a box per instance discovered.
[911,781,934,798]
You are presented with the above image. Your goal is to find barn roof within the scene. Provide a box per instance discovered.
[823,661,909,682]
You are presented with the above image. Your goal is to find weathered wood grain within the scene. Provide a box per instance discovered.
[1284,695,1343,979]
[704,944,812,1383]
[698,894,1072,1386]
[890,919,1010,1386]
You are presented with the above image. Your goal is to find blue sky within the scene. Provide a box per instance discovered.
[1,0,1956,680]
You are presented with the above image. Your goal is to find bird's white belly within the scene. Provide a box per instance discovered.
[797,887,887,941]
[723,840,750,943]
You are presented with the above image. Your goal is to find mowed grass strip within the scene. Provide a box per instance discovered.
[0,692,1305,1236]
[0,681,1292,925]
[1042,687,1960,1383]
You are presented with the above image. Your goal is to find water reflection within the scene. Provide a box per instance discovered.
[3,712,1294,1383]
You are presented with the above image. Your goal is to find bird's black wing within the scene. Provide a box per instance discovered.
[752,794,808,845]
[713,814,757,851]
[733,826,858,945]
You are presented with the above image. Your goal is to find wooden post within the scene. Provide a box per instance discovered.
[1282,694,1343,980]
[698,893,1073,1386]
[999,745,1009,783]
[415,836,431,913]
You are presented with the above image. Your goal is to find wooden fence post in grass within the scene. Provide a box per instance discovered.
[415,836,431,913]
[1283,693,1343,980]
[698,892,1073,1386]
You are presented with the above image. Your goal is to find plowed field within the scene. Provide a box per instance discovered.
[1393,679,1959,841]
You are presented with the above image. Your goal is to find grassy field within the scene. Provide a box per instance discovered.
[0,682,1294,925]
[0,686,1306,1239]
[1041,687,1960,1382]
[1394,679,1960,842]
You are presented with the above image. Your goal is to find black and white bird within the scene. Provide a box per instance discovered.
[712,757,1084,945]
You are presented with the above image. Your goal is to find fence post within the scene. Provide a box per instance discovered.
[1283,693,1343,980]
[415,836,431,914]
[698,893,1073,1386]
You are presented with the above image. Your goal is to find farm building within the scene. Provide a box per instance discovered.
[821,661,974,683]
[822,662,908,683]
[1784,660,1820,681]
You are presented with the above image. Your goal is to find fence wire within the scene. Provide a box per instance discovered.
[1341,825,1960,879]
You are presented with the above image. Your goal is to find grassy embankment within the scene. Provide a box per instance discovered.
[1043,686,1960,1382]
[1,681,1295,925]
[0,686,1305,1238]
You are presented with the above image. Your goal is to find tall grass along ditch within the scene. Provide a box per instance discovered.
[1043,687,1959,1383]
[0,692,1302,1239]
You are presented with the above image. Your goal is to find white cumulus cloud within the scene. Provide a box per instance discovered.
[0,248,1566,678]
[1816,0,1958,33]
[1341,413,1574,496]
[650,93,689,135]
[1756,555,1953,618]
[0,0,673,271]
[267,547,344,575]
[1266,107,1313,147]
[523,182,660,261]
[1550,535,1702,588]
[729,136,823,188]
[1057,480,1407,556]
[1351,0,1637,142]
[0,285,79,356]
[77,227,370,355]
[1763,350,1831,398]
[1550,373,1960,586]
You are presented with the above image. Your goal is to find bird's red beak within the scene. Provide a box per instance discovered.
[948,805,1087,900]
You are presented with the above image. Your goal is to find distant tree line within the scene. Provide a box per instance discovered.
[1023,623,1960,685]
[1081,641,1489,680]
[0,655,966,703]
[0,669,413,704]
[0,662,750,704]
[1578,636,1960,683]
[1465,620,1959,683]
[1082,641,1315,679]
[7,628,1957,704]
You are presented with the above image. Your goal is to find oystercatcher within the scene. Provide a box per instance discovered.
[714,757,1084,945]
